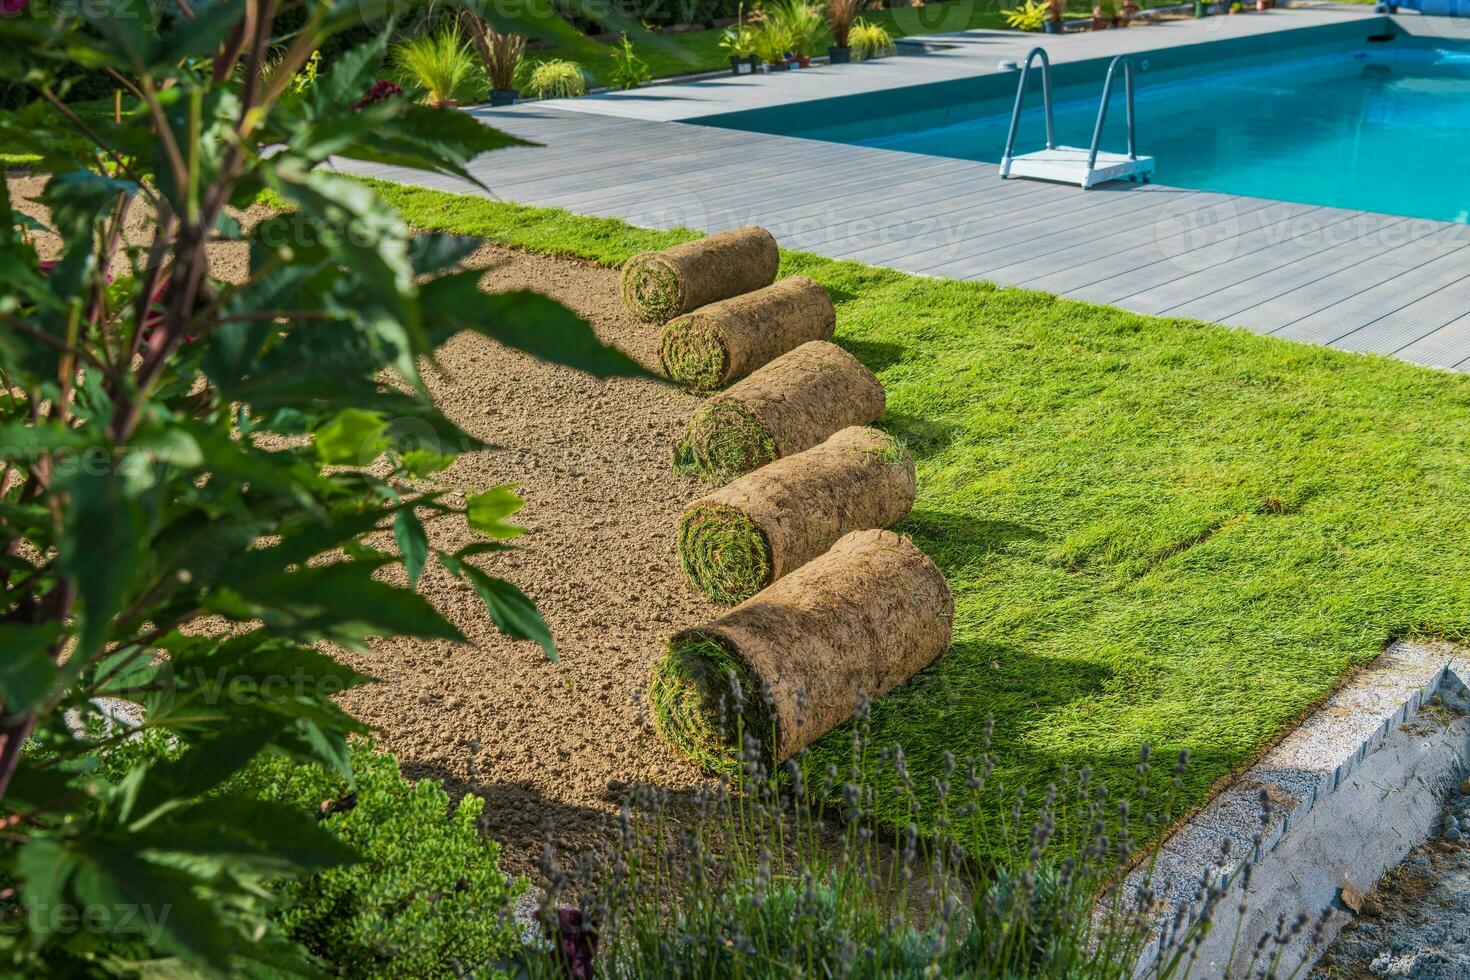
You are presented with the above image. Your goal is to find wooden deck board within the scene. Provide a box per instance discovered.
[335,9,1470,373]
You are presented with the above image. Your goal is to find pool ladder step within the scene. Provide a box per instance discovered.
[999,49,1155,190]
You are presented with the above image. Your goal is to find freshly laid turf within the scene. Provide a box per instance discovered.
[371,179,1470,855]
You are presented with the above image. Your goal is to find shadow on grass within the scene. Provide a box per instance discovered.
[900,508,1041,560]
[883,412,960,458]
[838,337,906,373]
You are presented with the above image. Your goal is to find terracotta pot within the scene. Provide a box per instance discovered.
[431,98,460,108]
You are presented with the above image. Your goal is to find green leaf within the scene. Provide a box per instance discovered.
[400,449,456,478]
[58,469,144,658]
[0,623,62,713]
[315,408,388,466]
[466,483,526,540]
[217,562,464,644]
[16,839,75,940]
[394,509,428,588]
[459,565,556,661]
[420,280,651,378]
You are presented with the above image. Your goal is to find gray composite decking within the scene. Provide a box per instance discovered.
[336,6,1470,371]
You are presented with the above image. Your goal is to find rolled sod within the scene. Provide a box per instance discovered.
[659,276,836,391]
[620,226,780,324]
[678,426,916,603]
[651,528,953,768]
[677,341,886,479]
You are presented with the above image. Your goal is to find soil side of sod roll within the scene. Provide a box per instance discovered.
[651,528,954,769]
[677,341,887,480]
[678,426,916,603]
[620,226,779,324]
[660,276,836,391]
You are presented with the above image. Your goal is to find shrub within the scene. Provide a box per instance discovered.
[395,27,486,105]
[478,28,527,94]
[0,0,640,971]
[753,18,793,65]
[239,744,526,978]
[720,24,761,59]
[84,735,526,976]
[850,19,896,60]
[527,60,589,99]
[769,0,826,58]
[1005,0,1051,30]
[608,34,653,90]
[826,0,868,48]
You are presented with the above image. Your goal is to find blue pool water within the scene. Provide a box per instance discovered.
[695,30,1470,223]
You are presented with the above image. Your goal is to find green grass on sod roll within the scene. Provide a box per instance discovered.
[679,504,774,604]
[660,317,728,391]
[621,256,682,323]
[361,179,1470,860]
[650,634,775,774]
[676,401,780,479]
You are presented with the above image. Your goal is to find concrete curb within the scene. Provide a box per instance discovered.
[1124,639,1470,978]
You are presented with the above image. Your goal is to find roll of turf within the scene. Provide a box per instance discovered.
[659,277,835,392]
[677,341,886,480]
[621,227,780,324]
[678,426,915,603]
[651,528,953,769]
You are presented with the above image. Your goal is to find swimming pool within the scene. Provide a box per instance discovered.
[692,23,1470,224]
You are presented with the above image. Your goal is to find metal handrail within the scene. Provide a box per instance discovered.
[1086,55,1137,173]
[1002,47,1055,164]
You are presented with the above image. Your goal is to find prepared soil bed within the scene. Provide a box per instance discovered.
[8,174,725,875]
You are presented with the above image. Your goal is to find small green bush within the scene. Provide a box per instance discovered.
[753,18,793,65]
[87,735,526,977]
[395,27,485,104]
[769,0,826,58]
[1005,0,1050,30]
[526,59,588,99]
[849,19,895,60]
[608,34,653,90]
[237,745,526,978]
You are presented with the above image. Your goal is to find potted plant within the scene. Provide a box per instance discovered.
[849,18,895,60]
[1193,0,1208,14]
[771,0,823,68]
[720,24,761,74]
[754,16,791,70]
[826,0,865,63]
[525,59,588,99]
[1121,0,1140,23]
[1004,0,1050,30]
[1092,0,1118,29]
[394,27,482,108]
[480,28,524,106]
[1228,2,1242,12]
[1044,0,1066,33]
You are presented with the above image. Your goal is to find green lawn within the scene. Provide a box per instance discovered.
[370,180,1470,854]
[525,0,1133,87]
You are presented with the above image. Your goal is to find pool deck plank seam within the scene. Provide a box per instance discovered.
[337,6,1470,372]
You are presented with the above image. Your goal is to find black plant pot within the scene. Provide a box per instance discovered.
[729,54,758,75]
[1043,18,1064,32]
[829,45,851,63]
[766,59,789,71]
[490,89,518,107]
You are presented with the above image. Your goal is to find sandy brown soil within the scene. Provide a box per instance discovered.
[345,244,719,874]
[9,173,721,875]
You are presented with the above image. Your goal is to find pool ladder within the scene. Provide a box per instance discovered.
[999,49,1156,190]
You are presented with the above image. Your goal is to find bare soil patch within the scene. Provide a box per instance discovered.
[9,174,721,875]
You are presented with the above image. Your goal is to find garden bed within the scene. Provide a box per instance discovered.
[16,170,1470,876]
[366,181,1470,861]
